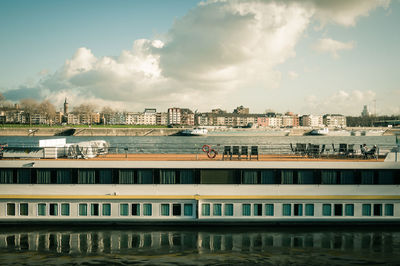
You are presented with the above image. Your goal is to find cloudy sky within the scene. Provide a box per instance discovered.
[0,0,399,115]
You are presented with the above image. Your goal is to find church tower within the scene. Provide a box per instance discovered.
[64,98,69,114]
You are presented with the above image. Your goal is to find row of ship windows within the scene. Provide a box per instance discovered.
[0,169,398,185]
[4,203,395,217]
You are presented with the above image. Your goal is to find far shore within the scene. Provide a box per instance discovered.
[0,125,398,137]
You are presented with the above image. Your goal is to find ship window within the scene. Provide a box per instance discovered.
[143,204,152,216]
[119,170,134,184]
[321,170,337,184]
[61,203,70,216]
[265,204,274,216]
[242,204,251,216]
[213,204,222,216]
[37,169,51,184]
[20,203,28,216]
[137,170,153,184]
[120,204,129,216]
[57,169,71,184]
[49,203,58,216]
[294,204,303,216]
[385,204,394,216]
[102,204,111,216]
[282,204,291,216]
[161,204,170,216]
[334,204,342,216]
[224,204,233,216]
[38,203,46,216]
[362,204,371,216]
[373,204,382,216]
[0,169,14,184]
[173,204,181,216]
[161,170,176,184]
[200,170,236,184]
[91,204,99,216]
[281,170,294,184]
[340,171,355,184]
[180,170,194,184]
[202,204,210,216]
[6,203,15,216]
[261,170,275,184]
[184,204,193,216]
[254,204,262,216]
[99,170,112,184]
[378,171,394,184]
[345,204,354,216]
[298,170,314,184]
[322,204,331,216]
[132,204,140,216]
[305,204,314,216]
[79,204,87,216]
[242,171,258,184]
[17,169,30,184]
[361,171,374,184]
[78,170,95,184]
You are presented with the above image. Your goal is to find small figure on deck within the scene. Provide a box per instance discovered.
[361,144,368,155]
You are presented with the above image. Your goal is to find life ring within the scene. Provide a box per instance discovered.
[207,149,218,159]
[202,144,210,153]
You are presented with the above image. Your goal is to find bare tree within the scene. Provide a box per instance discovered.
[74,103,97,125]
[38,100,56,125]
[101,106,115,125]
[20,98,39,126]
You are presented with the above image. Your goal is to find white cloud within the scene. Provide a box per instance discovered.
[302,90,376,115]
[288,71,299,80]
[312,38,355,58]
[3,0,391,112]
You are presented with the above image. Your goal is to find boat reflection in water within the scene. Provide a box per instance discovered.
[0,228,399,259]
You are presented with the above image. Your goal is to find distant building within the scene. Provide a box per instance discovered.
[63,98,69,114]
[156,112,168,126]
[300,115,323,127]
[323,114,346,128]
[168,108,182,125]
[361,105,371,117]
[233,105,249,115]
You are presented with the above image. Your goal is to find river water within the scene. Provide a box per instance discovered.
[0,135,399,264]
[1,226,400,265]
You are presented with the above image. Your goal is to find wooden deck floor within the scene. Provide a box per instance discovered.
[85,153,384,162]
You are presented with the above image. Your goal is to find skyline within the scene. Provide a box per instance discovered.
[1,0,399,116]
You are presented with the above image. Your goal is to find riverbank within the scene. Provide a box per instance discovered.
[0,126,397,137]
[0,127,182,136]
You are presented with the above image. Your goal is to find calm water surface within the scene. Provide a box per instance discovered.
[1,226,400,265]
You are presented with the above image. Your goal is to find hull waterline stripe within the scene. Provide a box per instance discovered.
[1,195,400,200]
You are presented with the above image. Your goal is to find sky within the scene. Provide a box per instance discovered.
[0,0,399,115]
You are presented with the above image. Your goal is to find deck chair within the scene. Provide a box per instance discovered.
[347,144,355,158]
[250,146,259,160]
[320,144,326,157]
[312,144,320,158]
[240,146,249,160]
[297,143,306,156]
[365,145,377,159]
[290,143,296,154]
[222,146,232,160]
[232,146,240,159]
[339,143,347,156]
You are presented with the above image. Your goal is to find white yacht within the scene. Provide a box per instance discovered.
[180,128,208,136]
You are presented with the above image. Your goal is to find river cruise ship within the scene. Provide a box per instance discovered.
[0,142,399,225]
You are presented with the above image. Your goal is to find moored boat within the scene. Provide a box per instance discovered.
[0,142,399,225]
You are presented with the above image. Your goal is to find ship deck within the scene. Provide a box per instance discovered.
[12,153,383,162]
